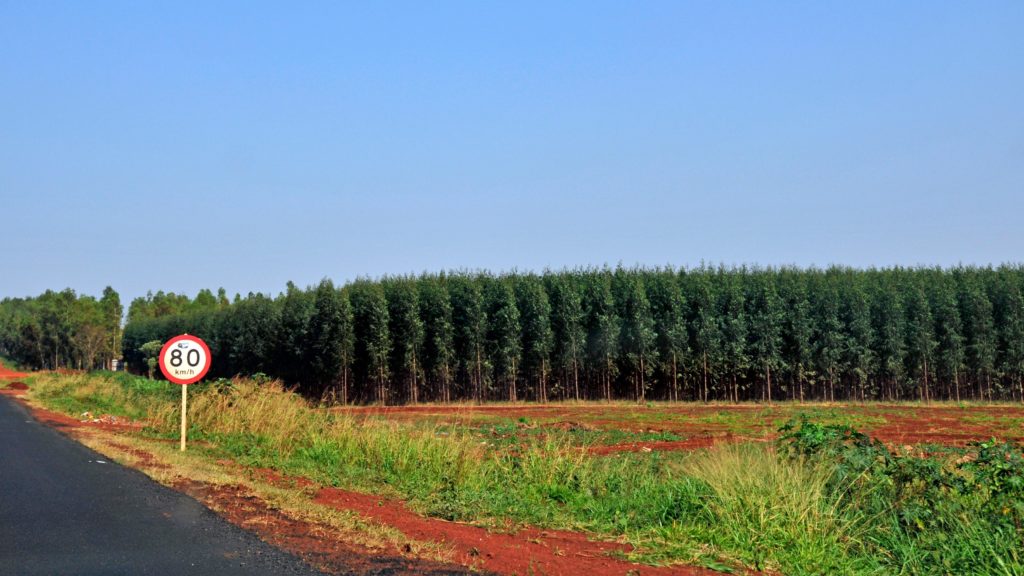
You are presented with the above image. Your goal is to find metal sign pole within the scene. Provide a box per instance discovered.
[180,384,188,451]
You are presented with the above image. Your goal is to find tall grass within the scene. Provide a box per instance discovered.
[679,444,878,574]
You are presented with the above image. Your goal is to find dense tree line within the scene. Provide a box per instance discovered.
[0,287,122,370]
[120,266,1024,404]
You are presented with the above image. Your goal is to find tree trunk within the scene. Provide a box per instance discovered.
[702,351,709,403]
[476,347,483,404]
[411,356,418,404]
[342,365,348,405]
[573,357,580,401]
[922,356,929,403]
[766,363,772,404]
[540,359,548,403]
[672,352,678,402]
[639,355,646,403]
[510,360,517,402]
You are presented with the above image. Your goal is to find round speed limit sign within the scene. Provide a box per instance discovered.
[159,334,211,385]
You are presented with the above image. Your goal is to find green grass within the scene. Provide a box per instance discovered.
[23,372,1024,575]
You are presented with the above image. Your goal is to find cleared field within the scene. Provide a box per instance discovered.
[334,401,1024,450]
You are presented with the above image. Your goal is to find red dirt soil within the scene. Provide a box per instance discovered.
[313,486,720,576]
[0,363,27,380]
[173,479,474,576]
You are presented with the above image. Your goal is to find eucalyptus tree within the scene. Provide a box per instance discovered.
[584,269,620,401]
[960,274,997,400]
[811,271,843,402]
[615,269,657,402]
[384,277,425,403]
[350,280,391,404]
[226,293,280,378]
[746,270,783,403]
[306,280,350,398]
[719,268,748,402]
[840,273,873,401]
[688,268,722,402]
[872,273,907,400]
[515,274,553,402]
[99,286,122,370]
[646,269,688,401]
[780,269,813,402]
[904,283,937,402]
[993,270,1024,401]
[546,273,586,400]
[418,274,455,402]
[932,274,965,401]
[449,274,487,402]
[336,288,355,404]
[485,277,522,402]
[276,281,313,384]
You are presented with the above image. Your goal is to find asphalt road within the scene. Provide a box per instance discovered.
[0,395,326,576]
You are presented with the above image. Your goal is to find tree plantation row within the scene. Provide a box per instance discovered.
[114,266,1024,404]
[2,266,1022,404]
[0,287,123,371]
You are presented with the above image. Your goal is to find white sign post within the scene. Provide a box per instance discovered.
[158,335,211,451]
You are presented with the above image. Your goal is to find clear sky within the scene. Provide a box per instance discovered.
[2,1,1022,303]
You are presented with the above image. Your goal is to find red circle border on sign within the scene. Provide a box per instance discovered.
[158,334,212,385]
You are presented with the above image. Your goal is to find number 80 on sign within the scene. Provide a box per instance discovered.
[159,335,211,385]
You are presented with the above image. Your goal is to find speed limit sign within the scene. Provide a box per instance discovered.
[159,334,211,385]
[158,334,211,451]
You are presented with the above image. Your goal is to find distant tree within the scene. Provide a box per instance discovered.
[350,281,391,404]
[384,278,425,403]
[546,275,585,400]
[516,275,553,402]
[994,271,1024,401]
[419,275,455,402]
[450,275,487,402]
[812,272,843,402]
[961,275,997,400]
[647,270,688,401]
[276,281,314,385]
[689,269,722,402]
[485,278,522,401]
[585,270,620,401]
[840,275,873,401]
[872,275,906,400]
[746,271,783,403]
[719,270,748,402]
[904,283,937,401]
[780,270,813,402]
[307,280,348,399]
[932,275,966,401]
[99,286,122,370]
[140,340,163,379]
[616,269,657,402]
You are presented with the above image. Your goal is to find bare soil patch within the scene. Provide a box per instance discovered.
[0,363,27,380]
[174,479,472,576]
[313,486,718,576]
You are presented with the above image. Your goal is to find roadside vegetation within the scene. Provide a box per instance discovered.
[21,370,1024,575]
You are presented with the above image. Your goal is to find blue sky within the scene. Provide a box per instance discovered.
[2,1,1022,303]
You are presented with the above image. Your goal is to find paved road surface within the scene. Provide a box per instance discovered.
[0,394,326,576]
